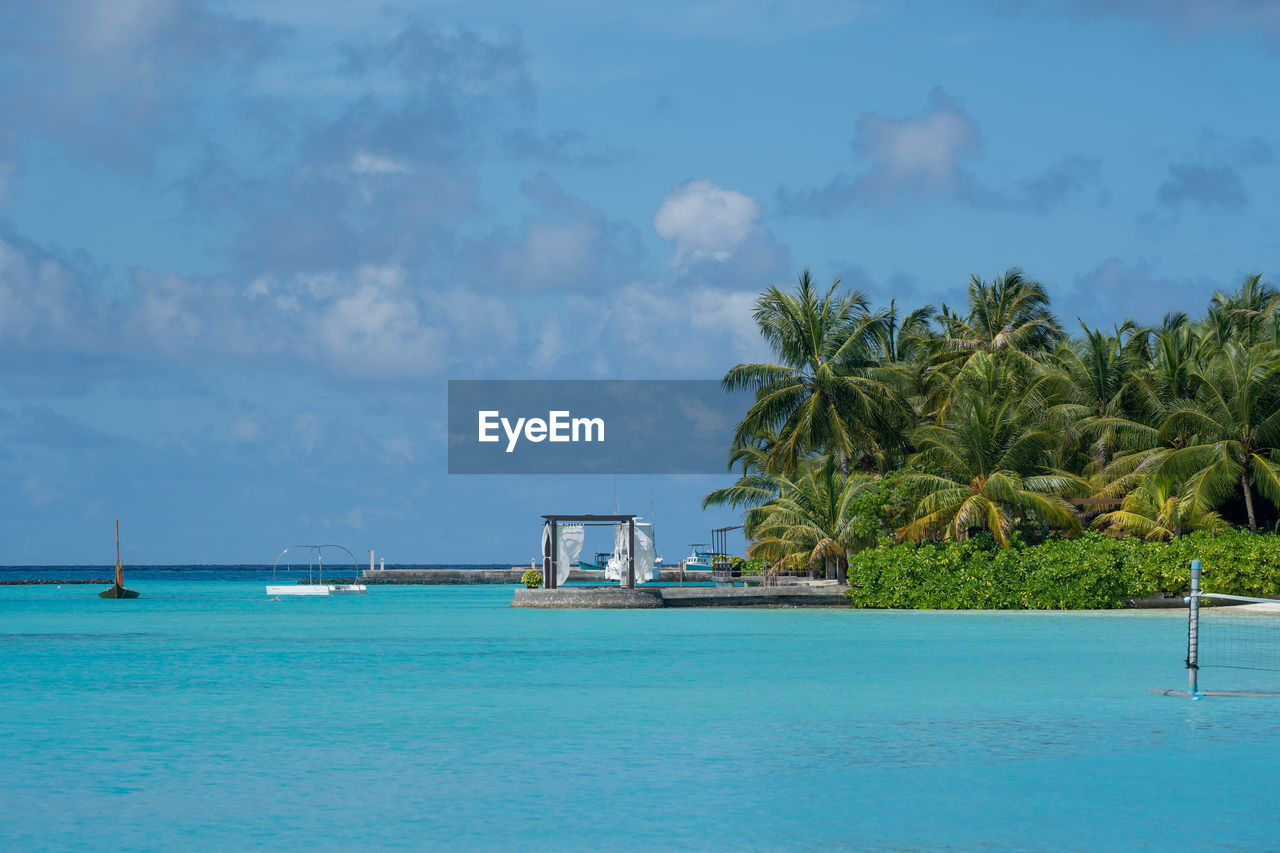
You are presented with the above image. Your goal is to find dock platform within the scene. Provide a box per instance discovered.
[512,585,848,608]
[352,568,715,584]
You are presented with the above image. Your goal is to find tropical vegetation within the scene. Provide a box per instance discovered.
[707,267,1280,592]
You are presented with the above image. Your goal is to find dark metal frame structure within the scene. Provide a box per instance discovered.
[542,514,637,590]
[711,524,744,583]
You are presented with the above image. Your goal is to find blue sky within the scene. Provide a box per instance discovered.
[3,0,1279,564]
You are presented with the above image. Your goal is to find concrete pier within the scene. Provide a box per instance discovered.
[512,587,665,608]
[511,585,848,608]
[352,568,715,584]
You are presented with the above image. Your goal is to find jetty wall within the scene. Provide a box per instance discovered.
[333,568,716,584]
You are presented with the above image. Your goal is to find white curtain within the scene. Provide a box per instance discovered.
[605,522,629,584]
[604,522,657,585]
[634,523,656,584]
[555,523,584,586]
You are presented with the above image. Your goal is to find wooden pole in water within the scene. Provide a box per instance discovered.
[99,519,139,598]
[115,519,123,589]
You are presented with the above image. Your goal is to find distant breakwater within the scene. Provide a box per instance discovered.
[0,579,113,585]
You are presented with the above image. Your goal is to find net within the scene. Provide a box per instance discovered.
[1156,559,1280,698]
[1197,595,1280,673]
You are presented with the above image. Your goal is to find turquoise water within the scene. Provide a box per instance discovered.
[3,582,1279,851]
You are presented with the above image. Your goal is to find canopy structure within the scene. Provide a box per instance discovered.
[711,524,743,582]
[541,515,637,589]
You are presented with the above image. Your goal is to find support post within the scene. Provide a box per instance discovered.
[627,518,635,589]
[542,521,553,590]
[1188,558,1201,698]
[550,520,559,590]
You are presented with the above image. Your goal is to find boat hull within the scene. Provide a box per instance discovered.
[98,585,140,599]
[266,585,367,596]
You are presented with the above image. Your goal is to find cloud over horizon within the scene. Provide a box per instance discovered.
[777,88,1105,216]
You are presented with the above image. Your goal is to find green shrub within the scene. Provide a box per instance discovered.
[844,529,1280,609]
[724,556,768,575]
[521,569,543,589]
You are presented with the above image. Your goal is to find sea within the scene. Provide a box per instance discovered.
[3,567,1279,851]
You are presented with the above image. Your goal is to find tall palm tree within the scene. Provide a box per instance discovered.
[1207,273,1278,347]
[722,269,906,476]
[1046,320,1148,473]
[897,353,1088,547]
[745,459,877,580]
[942,267,1063,364]
[1155,342,1280,533]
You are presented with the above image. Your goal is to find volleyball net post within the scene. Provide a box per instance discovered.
[1187,558,1201,699]
[1155,558,1280,699]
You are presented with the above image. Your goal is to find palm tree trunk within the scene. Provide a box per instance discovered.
[839,449,849,478]
[1242,472,1258,534]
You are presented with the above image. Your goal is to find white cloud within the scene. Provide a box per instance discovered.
[351,151,409,175]
[381,435,414,462]
[687,288,767,362]
[852,88,981,196]
[23,475,55,506]
[777,89,994,214]
[293,412,324,454]
[133,270,206,343]
[531,315,566,372]
[480,173,650,292]
[427,289,520,367]
[504,220,598,284]
[230,415,265,443]
[0,236,102,347]
[653,180,763,266]
[313,266,446,378]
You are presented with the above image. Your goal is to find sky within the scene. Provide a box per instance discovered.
[2,0,1280,565]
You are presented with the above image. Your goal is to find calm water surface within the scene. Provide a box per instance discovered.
[1,580,1277,851]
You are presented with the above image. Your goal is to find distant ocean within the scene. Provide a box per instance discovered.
[0,564,513,582]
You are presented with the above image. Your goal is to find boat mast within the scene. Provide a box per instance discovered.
[115,518,123,589]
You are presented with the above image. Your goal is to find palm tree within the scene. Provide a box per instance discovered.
[1094,475,1227,541]
[1207,273,1278,347]
[722,269,906,476]
[1046,321,1148,473]
[897,353,1088,547]
[702,429,786,513]
[942,267,1063,365]
[745,459,877,580]
[1155,342,1280,533]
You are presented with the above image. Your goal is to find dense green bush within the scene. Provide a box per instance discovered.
[521,569,543,589]
[728,556,766,575]
[844,530,1280,609]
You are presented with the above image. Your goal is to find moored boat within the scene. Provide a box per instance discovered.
[683,544,715,571]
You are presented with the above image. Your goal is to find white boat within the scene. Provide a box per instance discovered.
[683,544,715,570]
[266,583,367,596]
[267,545,367,596]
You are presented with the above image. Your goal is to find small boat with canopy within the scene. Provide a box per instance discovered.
[266,544,367,596]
